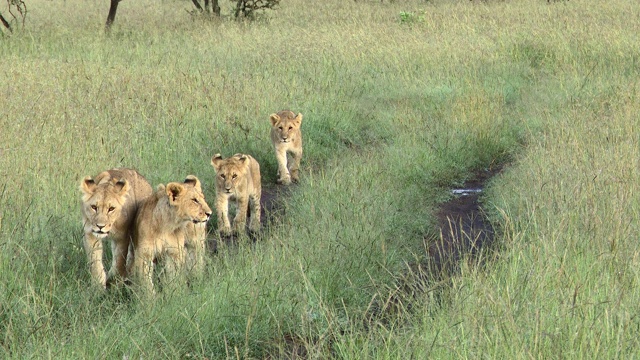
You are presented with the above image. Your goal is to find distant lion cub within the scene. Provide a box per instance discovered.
[211,153,262,236]
[270,110,303,185]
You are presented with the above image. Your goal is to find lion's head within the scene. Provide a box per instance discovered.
[80,176,131,238]
[163,175,212,225]
[210,153,251,195]
[270,111,302,144]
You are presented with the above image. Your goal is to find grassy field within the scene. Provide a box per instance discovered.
[1,0,639,358]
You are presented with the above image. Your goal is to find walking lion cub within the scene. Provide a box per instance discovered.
[130,175,212,294]
[80,168,153,290]
[270,110,303,185]
[210,153,262,236]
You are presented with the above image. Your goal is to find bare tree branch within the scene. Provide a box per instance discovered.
[0,12,11,33]
[234,0,279,18]
[105,0,121,30]
[6,0,27,29]
[191,0,204,12]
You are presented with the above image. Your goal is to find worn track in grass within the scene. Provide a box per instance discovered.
[206,184,293,252]
[205,168,502,358]
[427,166,502,277]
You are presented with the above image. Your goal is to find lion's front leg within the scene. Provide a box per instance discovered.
[248,194,261,232]
[288,148,302,183]
[233,197,249,233]
[163,235,187,288]
[83,233,107,289]
[185,223,206,275]
[275,147,291,185]
[132,245,155,295]
[107,236,129,287]
[125,241,135,280]
[216,196,232,235]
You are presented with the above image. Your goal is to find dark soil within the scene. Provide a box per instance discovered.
[206,184,293,252]
[426,166,502,277]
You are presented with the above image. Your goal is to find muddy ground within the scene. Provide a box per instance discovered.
[206,168,501,358]
[207,166,501,285]
[427,166,501,277]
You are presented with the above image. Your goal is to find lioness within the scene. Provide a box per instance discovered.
[80,168,153,290]
[270,110,303,185]
[210,153,262,236]
[130,175,212,293]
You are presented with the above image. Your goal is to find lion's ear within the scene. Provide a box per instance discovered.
[113,179,130,196]
[165,183,184,203]
[270,113,281,127]
[237,155,248,164]
[184,175,202,191]
[80,176,97,198]
[211,154,224,172]
[294,113,303,125]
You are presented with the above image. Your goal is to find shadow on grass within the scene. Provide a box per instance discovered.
[205,183,294,253]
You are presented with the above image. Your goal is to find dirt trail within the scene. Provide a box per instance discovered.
[427,167,501,276]
[206,184,292,252]
[207,167,501,277]
[208,168,503,358]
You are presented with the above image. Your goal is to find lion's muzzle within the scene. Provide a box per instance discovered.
[92,229,110,238]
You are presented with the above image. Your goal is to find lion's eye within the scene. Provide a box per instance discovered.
[288,126,293,130]
[90,205,98,211]
[279,126,283,130]
[108,207,116,213]
[232,174,237,179]
[220,174,226,179]
[192,198,199,205]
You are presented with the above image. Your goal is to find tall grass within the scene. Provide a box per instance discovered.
[0,0,638,358]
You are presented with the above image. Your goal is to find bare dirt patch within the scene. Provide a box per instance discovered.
[206,184,293,252]
[426,166,502,277]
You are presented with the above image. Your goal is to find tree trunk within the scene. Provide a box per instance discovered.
[203,0,220,15]
[234,0,243,17]
[211,0,220,15]
[105,0,121,30]
[191,0,204,12]
[0,12,11,33]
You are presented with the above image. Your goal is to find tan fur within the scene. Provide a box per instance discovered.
[270,110,303,185]
[184,221,207,276]
[80,168,153,290]
[130,175,212,293]
[183,181,209,275]
[211,153,262,236]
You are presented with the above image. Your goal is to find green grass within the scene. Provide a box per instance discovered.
[1,0,639,358]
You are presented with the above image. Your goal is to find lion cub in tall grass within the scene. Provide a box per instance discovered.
[270,110,303,185]
[211,153,262,236]
[80,168,153,290]
[130,175,211,294]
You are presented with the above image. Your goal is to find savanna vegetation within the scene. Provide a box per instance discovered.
[0,0,638,358]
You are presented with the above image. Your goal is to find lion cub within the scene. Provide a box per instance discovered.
[211,153,262,236]
[270,110,303,185]
[130,175,212,293]
[80,168,153,290]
